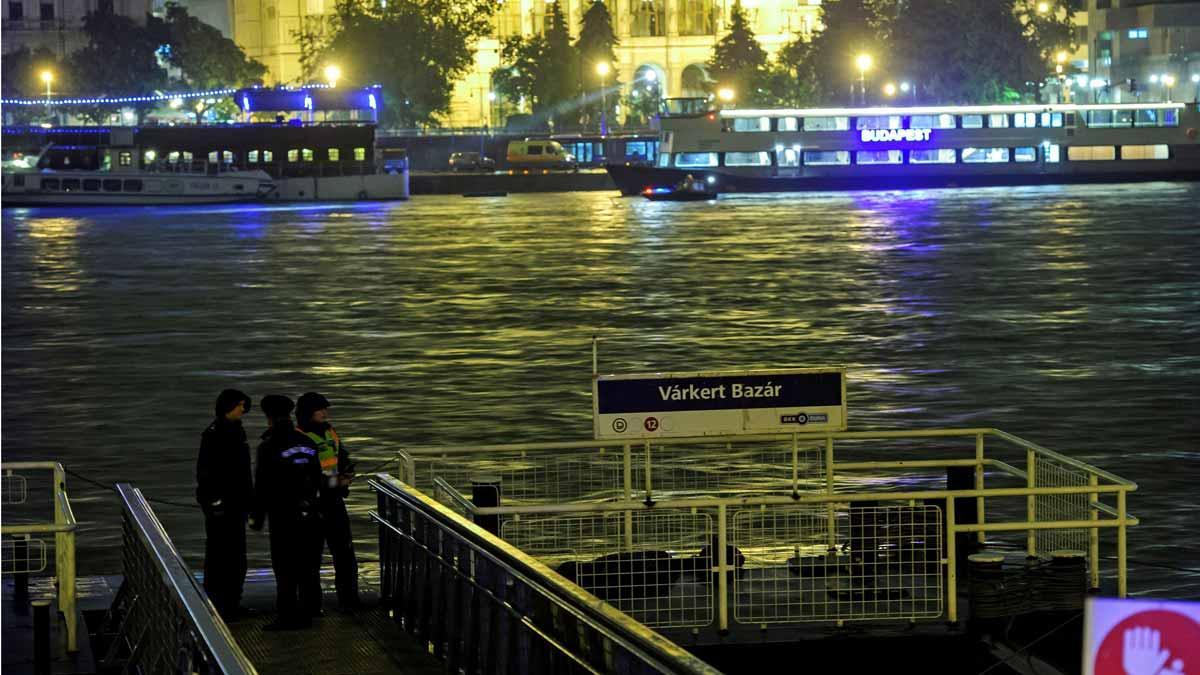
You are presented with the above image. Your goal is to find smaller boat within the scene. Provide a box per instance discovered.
[641,175,718,201]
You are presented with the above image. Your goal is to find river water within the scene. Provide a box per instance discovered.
[2,183,1198,599]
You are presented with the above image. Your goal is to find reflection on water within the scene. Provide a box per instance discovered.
[2,183,1198,598]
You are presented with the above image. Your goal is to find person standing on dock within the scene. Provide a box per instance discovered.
[296,392,361,610]
[196,388,254,620]
[251,395,324,630]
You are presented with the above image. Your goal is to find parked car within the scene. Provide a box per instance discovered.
[449,151,496,172]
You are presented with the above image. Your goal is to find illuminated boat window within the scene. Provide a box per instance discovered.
[354,147,366,161]
[168,151,180,164]
[1087,109,1114,127]
[223,150,234,163]
[777,117,799,132]
[803,150,850,165]
[732,117,771,132]
[1040,112,1064,127]
[1067,145,1116,161]
[1119,144,1169,160]
[287,149,299,162]
[855,150,903,165]
[1014,112,1037,128]
[302,148,314,162]
[724,151,771,166]
[248,150,259,163]
[675,152,718,168]
[1164,109,1179,126]
[962,147,1009,163]
[119,151,133,167]
[1115,109,1135,126]
[209,151,220,164]
[910,114,956,129]
[855,115,903,130]
[988,113,1009,128]
[263,150,273,162]
[183,151,194,163]
[962,114,984,129]
[803,116,849,131]
[657,153,670,168]
[1044,143,1061,162]
[909,149,957,164]
[328,148,340,161]
[1014,147,1037,162]
[777,148,800,167]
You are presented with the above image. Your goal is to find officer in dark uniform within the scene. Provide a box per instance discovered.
[295,392,360,610]
[251,395,324,630]
[196,388,254,620]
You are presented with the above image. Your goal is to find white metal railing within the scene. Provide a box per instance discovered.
[1,461,78,651]
[398,427,1138,630]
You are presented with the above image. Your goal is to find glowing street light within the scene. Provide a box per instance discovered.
[324,64,342,87]
[40,69,53,101]
[1162,73,1176,101]
[855,53,873,105]
[883,82,897,97]
[596,61,610,135]
[717,87,735,103]
[1036,2,1050,14]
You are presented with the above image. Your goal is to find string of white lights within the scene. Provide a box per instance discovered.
[0,83,335,107]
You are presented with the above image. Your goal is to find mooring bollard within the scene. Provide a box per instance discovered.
[33,599,51,675]
[471,477,502,536]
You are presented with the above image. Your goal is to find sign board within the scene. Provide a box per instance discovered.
[592,367,846,440]
[1084,597,1200,675]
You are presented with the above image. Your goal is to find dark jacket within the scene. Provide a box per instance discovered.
[196,417,254,514]
[252,422,323,525]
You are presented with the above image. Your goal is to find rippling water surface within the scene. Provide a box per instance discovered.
[3,184,1198,598]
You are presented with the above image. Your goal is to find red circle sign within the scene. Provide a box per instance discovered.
[644,417,659,432]
[1093,609,1200,675]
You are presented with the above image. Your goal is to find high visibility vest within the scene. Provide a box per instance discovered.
[300,427,341,477]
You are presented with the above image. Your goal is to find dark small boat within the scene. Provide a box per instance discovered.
[641,180,718,201]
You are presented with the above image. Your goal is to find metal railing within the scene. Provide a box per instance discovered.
[370,474,722,675]
[107,484,257,674]
[1,461,78,651]
[397,427,1138,631]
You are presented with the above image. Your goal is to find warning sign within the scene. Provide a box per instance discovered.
[1085,597,1200,675]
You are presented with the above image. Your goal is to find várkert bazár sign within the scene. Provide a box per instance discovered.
[593,368,847,439]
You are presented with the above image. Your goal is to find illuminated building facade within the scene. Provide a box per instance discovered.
[1084,0,1200,102]
[1,0,154,57]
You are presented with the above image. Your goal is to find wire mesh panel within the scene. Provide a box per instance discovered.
[412,448,626,505]
[502,510,715,628]
[631,440,824,500]
[1,536,49,574]
[732,505,943,624]
[1035,458,1089,556]
[2,473,29,505]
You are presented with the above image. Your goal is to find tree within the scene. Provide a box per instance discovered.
[65,11,169,122]
[759,36,819,107]
[297,0,495,128]
[492,36,548,121]
[706,1,769,105]
[804,0,892,104]
[491,2,577,129]
[1,47,69,124]
[575,0,620,129]
[156,3,266,122]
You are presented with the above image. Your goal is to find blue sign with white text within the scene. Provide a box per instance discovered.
[596,372,842,414]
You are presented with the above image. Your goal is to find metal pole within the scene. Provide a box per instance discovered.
[975,434,985,546]
[825,436,835,547]
[1117,488,1127,597]
[600,74,607,135]
[1089,473,1100,590]
[946,498,957,623]
[717,504,728,633]
[1026,448,1037,557]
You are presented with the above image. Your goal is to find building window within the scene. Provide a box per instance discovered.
[731,117,770,132]
[328,148,340,161]
[674,152,718,168]
[1066,145,1116,161]
[631,0,663,37]
[962,147,1009,163]
[1126,28,1148,39]
[353,147,366,161]
[38,1,52,19]
[1014,147,1037,162]
[678,0,712,35]
[856,150,903,165]
[909,149,956,164]
[1119,144,1168,160]
[8,2,23,20]
[803,150,850,166]
[724,151,770,166]
[803,116,849,131]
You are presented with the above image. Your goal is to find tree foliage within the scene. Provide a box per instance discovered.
[65,11,169,121]
[706,1,769,105]
[803,0,891,104]
[296,0,495,128]
[758,37,819,107]
[154,3,265,120]
[491,1,577,128]
[2,46,70,123]
[575,0,620,126]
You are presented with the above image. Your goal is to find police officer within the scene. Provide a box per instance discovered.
[295,392,360,610]
[251,395,323,630]
[196,388,254,620]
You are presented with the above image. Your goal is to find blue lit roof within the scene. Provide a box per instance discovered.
[235,85,383,113]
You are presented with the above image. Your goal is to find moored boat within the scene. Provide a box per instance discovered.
[2,163,274,206]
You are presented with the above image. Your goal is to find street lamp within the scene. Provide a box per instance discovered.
[1162,74,1175,101]
[883,82,896,98]
[324,64,342,87]
[717,87,735,104]
[1036,2,1050,14]
[855,53,873,105]
[40,69,53,101]
[596,61,610,135]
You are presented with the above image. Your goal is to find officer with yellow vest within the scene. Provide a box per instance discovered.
[295,392,360,610]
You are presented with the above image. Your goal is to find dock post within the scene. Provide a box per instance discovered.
[33,599,51,675]
[472,477,501,536]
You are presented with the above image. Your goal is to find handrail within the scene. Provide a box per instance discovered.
[432,476,478,516]
[370,475,721,675]
[114,484,257,675]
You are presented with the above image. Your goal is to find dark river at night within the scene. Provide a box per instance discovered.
[3,183,1198,599]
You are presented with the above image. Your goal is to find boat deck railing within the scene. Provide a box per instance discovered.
[1,461,78,651]
[370,475,722,674]
[105,483,256,674]
[397,428,1137,635]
